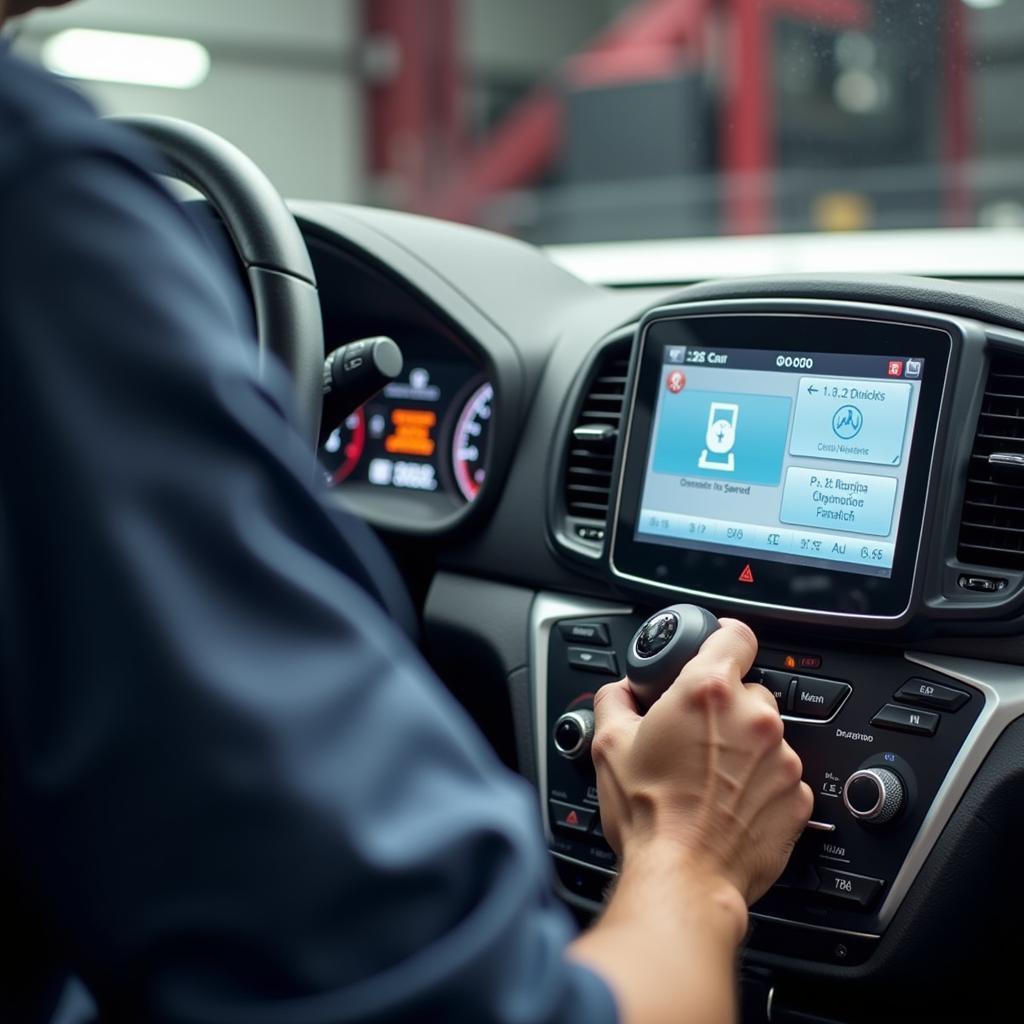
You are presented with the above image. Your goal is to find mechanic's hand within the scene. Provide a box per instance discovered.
[592,618,813,907]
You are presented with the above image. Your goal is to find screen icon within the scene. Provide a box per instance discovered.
[832,404,863,440]
[905,358,923,379]
[698,401,739,472]
[666,369,686,393]
[887,360,904,377]
[667,347,687,364]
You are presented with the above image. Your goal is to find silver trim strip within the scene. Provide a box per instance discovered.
[747,911,881,941]
[531,592,1024,940]
[530,592,633,855]
[876,652,1024,927]
[607,300,958,624]
[806,820,837,833]
[552,850,616,878]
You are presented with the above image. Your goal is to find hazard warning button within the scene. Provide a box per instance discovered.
[739,564,755,584]
[550,800,595,834]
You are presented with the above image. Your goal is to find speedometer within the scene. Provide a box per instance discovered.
[321,409,366,485]
[451,382,493,502]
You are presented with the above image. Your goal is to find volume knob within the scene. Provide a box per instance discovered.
[843,768,905,825]
[553,710,595,760]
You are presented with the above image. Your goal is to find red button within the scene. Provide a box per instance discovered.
[666,369,686,393]
[549,800,594,833]
[738,564,755,583]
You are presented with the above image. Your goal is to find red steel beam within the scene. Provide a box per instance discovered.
[723,0,773,235]
[423,0,710,224]
[364,0,464,210]
[943,0,973,227]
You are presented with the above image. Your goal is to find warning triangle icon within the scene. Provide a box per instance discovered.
[738,564,755,584]
[565,810,579,826]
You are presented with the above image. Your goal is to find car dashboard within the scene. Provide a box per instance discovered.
[292,199,1024,1022]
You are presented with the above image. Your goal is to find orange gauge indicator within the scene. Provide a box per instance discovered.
[386,409,437,457]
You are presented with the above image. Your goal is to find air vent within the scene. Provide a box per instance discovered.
[562,339,631,542]
[958,353,1024,571]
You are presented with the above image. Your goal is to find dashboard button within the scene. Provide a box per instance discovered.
[790,677,851,720]
[871,703,939,736]
[817,869,884,907]
[559,622,611,646]
[757,669,795,713]
[567,647,619,675]
[550,800,594,834]
[894,679,969,712]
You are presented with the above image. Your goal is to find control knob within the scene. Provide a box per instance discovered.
[843,768,905,825]
[553,709,595,760]
[625,604,720,712]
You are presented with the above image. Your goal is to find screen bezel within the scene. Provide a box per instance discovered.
[610,308,952,620]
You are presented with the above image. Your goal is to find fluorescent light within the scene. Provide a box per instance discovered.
[42,29,210,89]
[962,0,1003,9]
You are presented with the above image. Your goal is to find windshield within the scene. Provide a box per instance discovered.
[10,0,1020,267]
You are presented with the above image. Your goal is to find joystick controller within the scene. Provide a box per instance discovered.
[553,604,721,762]
[625,604,720,712]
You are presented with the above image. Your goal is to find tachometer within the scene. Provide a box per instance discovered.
[452,382,493,502]
[321,409,366,485]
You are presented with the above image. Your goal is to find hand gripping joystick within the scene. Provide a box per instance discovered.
[552,604,720,762]
[626,604,721,712]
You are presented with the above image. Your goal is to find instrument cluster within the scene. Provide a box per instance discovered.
[319,343,492,506]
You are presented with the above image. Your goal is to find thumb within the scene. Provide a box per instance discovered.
[593,678,641,732]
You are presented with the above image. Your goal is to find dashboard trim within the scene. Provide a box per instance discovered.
[607,299,961,627]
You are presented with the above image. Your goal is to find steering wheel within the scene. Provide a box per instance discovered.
[111,115,324,447]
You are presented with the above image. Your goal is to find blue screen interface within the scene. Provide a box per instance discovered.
[637,345,926,577]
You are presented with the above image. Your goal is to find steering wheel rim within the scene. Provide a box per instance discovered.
[110,114,324,447]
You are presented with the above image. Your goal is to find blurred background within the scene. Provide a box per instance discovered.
[8,0,1024,245]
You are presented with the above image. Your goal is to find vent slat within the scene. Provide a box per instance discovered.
[961,521,1024,535]
[958,353,1024,571]
[966,499,1024,513]
[966,477,1024,492]
[563,340,630,525]
[567,483,613,496]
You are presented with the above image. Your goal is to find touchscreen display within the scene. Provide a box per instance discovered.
[636,346,927,578]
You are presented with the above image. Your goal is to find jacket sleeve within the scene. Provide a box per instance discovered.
[0,136,617,1024]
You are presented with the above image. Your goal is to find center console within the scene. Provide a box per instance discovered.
[537,299,1024,971]
[536,598,990,964]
